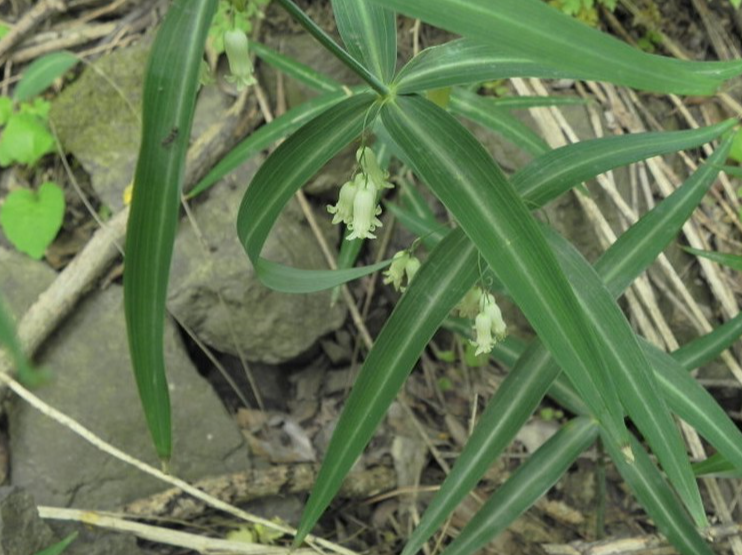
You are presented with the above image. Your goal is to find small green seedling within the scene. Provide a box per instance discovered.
[32,532,78,555]
[0,181,65,260]
[0,51,78,257]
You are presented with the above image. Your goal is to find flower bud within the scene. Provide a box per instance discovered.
[383,250,410,291]
[224,29,256,90]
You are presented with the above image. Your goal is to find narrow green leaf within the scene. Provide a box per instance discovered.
[483,95,589,110]
[595,132,734,297]
[604,434,714,555]
[381,94,629,448]
[14,51,78,103]
[295,228,479,545]
[683,246,742,271]
[441,418,598,555]
[673,312,742,371]
[332,0,396,83]
[511,119,737,208]
[124,0,217,462]
[189,87,364,199]
[33,532,78,555]
[546,227,706,525]
[394,39,579,94]
[721,164,742,179]
[251,42,342,93]
[450,88,549,156]
[236,93,390,293]
[401,339,566,555]
[372,0,742,95]
[693,453,740,477]
[645,342,742,476]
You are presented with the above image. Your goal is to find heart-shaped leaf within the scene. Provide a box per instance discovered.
[0,181,65,259]
[0,112,55,167]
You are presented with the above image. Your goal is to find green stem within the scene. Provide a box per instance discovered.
[275,0,390,96]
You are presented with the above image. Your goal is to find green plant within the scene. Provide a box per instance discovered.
[0,51,78,259]
[124,1,742,554]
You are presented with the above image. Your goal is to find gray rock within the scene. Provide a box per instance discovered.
[49,41,148,213]
[50,40,231,212]
[168,161,347,364]
[0,487,56,555]
[3,248,250,509]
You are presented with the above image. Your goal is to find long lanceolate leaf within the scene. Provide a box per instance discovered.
[371,0,742,95]
[124,0,217,462]
[189,88,362,199]
[441,418,599,555]
[546,228,706,526]
[236,93,392,293]
[381,95,629,447]
[294,230,479,545]
[605,435,716,555]
[332,0,396,84]
[511,119,737,208]
[450,89,549,157]
[594,131,734,297]
[683,246,742,272]
[674,312,742,371]
[394,39,581,94]
[251,42,342,93]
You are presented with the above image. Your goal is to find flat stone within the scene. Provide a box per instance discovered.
[3,248,250,509]
[168,161,347,363]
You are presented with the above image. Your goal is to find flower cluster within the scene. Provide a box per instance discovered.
[456,287,507,356]
[383,250,421,292]
[223,29,256,91]
[327,147,393,240]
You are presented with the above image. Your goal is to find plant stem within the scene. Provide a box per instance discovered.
[275,0,390,96]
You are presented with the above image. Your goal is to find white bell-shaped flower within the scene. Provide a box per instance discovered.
[224,29,256,90]
[402,256,421,291]
[481,293,507,340]
[327,176,359,225]
[456,287,483,319]
[346,180,382,240]
[383,250,410,291]
[472,311,496,356]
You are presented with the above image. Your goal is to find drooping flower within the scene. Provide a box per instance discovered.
[402,256,421,291]
[346,179,382,240]
[455,287,483,319]
[481,293,507,340]
[383,250,422,292]
[473,311,496,356]
[470,292,507,355]
[224,29,256,90]
[383,250,410,291]
[327,175,359,224]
